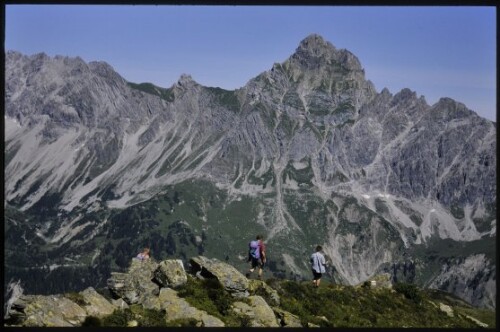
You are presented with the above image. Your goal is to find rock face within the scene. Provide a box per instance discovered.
[273,307,303,327]
[158,288,225,327]
[231,295,280,327]
[154,259,188,288]
[189,256,250,297]
[248,279,280,306]
[107,259,159,304]
[4,34,496,309]
[4,256,277,327]
[79,287,116,317]
[427,254,496,308]
[6,294,88,327]
[358,273,393,289]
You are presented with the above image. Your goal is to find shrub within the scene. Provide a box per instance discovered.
[166,318,199,327]
[101,309,134,326]
[393,283,422,304]
[129,305,167,327]
[177,276,237,323]
[81,316,102,327]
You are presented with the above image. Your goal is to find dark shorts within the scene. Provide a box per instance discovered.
[251,257,263,269]
[312,269,322,280]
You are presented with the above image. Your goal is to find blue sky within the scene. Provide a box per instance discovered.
[6,5,496,121]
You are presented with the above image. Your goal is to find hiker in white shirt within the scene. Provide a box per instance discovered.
[310,245,326,287]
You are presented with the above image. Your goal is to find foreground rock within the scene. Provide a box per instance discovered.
[248,279,280,306]
[190,256,249,297]
[154,259,188,288]
[107,258,159,304]
[79,287,116,317]
[7,294,87,327]
[273,307,303,327]
[231,295,280,327]
[158,288,225,327]
[357,273,393,289]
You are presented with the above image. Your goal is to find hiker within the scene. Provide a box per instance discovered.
[246,235,267,279]
[136,247,150,261]
[311,245,326,287]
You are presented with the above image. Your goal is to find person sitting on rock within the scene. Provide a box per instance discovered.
[136,247,150,261]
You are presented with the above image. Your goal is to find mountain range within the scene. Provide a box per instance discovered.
[4,34,496,308]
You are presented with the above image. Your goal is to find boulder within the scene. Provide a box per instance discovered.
[154,259,188,288]
[358,273,393,289]
[439,302,454,317]
[107,259,160,304]
[6,294,87,327]
[78,287,115,317]
[158,288,225,327]
[231,295,279,327]
[190,256,249,297]
[107,272,139,304]
[141,296,161,311]
[111,298,129,310]
[248,279,280,306]
[273,307,303,327]
[127,320,139,327]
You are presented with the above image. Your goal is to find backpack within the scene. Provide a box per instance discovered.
[248,240,260,259]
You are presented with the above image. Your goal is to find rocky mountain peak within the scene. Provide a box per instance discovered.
[390,88,418,106]
[291,34,363,72]
[297,33,336,57]
[173,74,199,93]
[177,73,196,86]
[88,61,118,76]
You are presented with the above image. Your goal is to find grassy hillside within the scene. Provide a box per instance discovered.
[83,277,495,328]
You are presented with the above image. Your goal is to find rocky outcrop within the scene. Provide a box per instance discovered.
[4,255,285,327]
[231,295,280,327]
[357,273,393,289]
[248,279,280,306]
[158,288,225,327]
[107,258,159,304]
[273,307,303,327]
[78,287,116,317]
[4,255,493,328]
[6,294,87,327]
[153,259,188,288]
[189,256,250,297]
